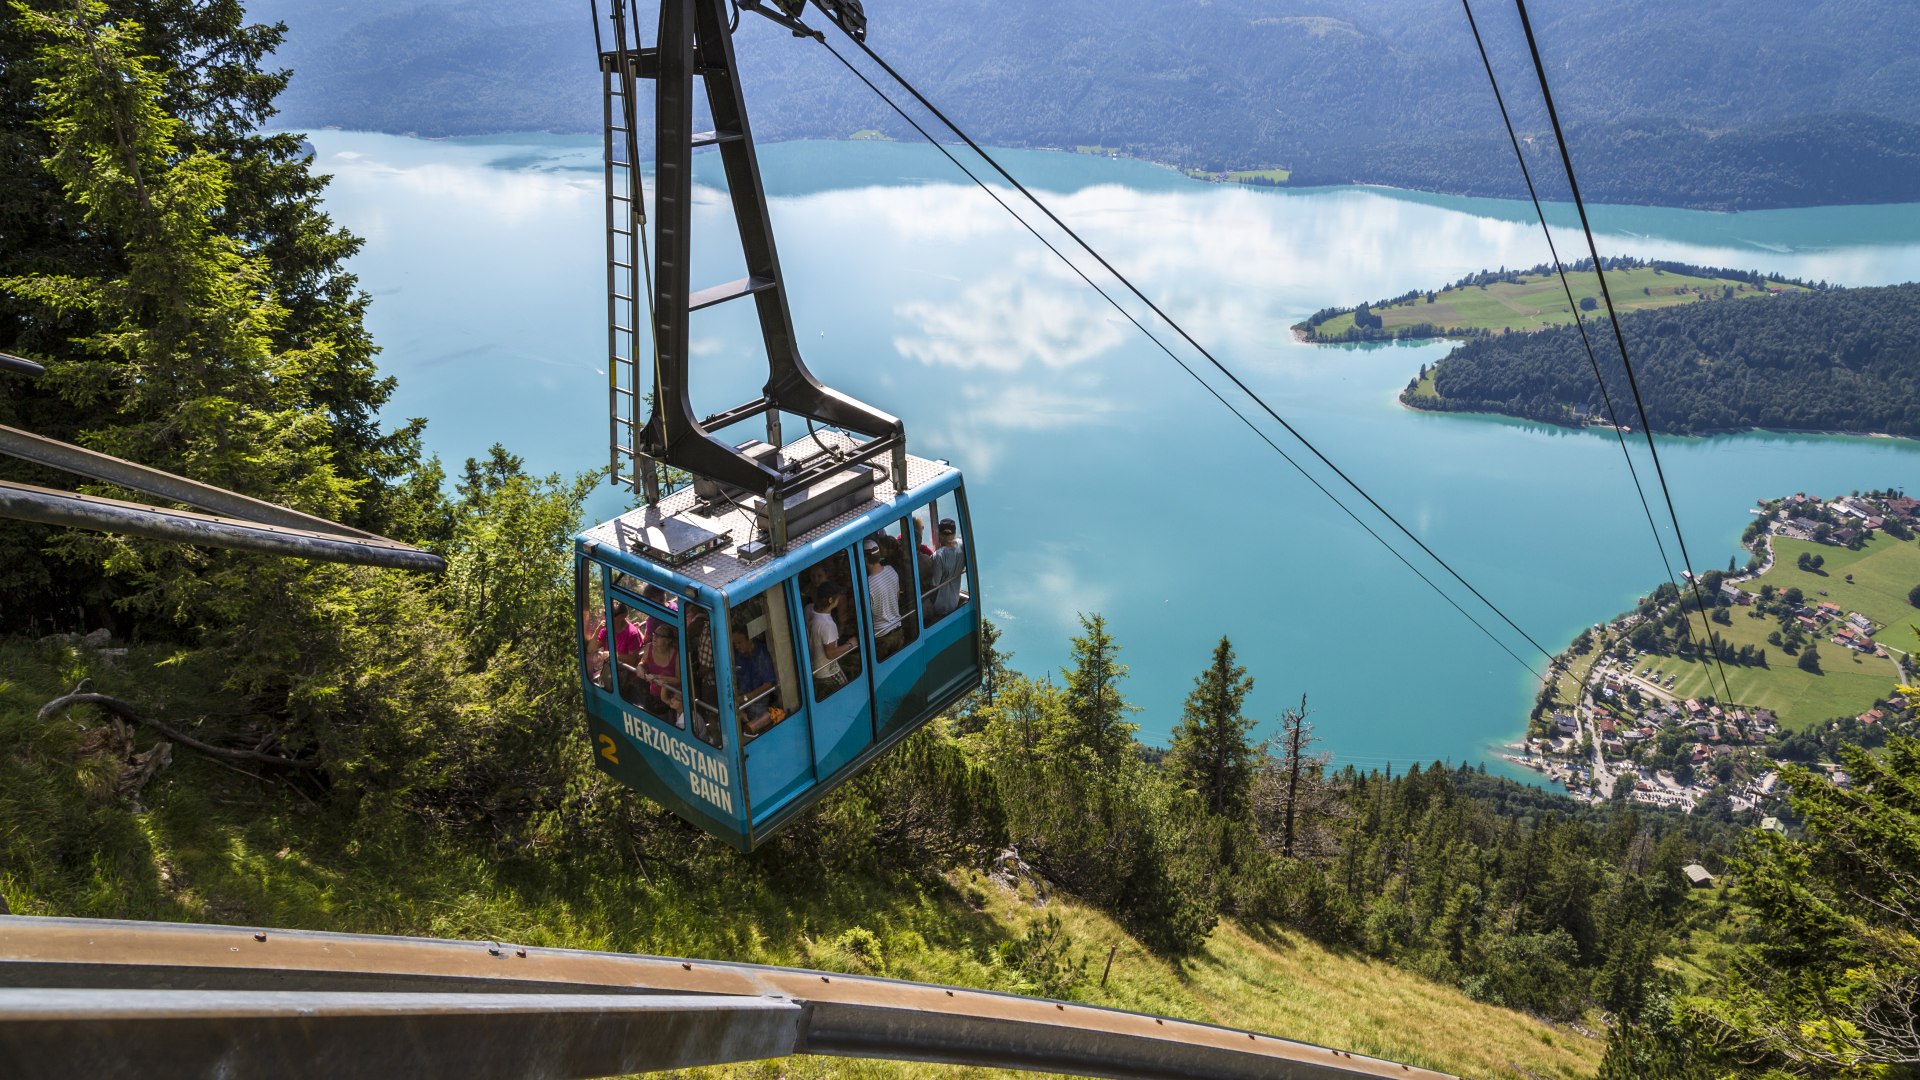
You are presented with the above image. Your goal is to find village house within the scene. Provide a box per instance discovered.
[1683,864,1715,888]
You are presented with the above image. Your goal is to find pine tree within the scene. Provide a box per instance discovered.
[1056,613,1138,769]
[1167,635,1257,818]
[0,0,432,630]
[953,617,1012,733]
[1688,729,1920,1071]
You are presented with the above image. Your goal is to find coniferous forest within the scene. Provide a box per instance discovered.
[1415,284,1920,436]
[3,4,1919,1079]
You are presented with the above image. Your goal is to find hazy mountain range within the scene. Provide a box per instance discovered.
[255,0,1920,209]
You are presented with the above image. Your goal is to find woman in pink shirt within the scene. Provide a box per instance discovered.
[639,623,684,726]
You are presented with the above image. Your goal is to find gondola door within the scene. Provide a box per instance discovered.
[798,546,874,778]
[734,583,812,822]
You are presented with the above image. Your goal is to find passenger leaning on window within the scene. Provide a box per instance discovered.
[806,588,853,691]
[583,607,612,689]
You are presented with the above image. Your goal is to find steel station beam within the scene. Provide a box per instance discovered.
[0,482,447,574]
[0,423,384,540]
[0,916,1453,1080]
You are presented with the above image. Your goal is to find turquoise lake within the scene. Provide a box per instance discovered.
[306,131,1920,779]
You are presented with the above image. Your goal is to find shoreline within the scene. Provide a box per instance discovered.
[1393,391,1917,443]
[288,129,1920,216]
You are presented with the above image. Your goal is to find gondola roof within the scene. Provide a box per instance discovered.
[580,429,957,592]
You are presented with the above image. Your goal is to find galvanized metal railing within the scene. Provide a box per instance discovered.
[0,916,1451,1079]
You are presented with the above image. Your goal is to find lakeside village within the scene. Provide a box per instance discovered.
[1506,489,1919,817]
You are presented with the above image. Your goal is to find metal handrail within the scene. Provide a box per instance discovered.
[0,916,1451,1079]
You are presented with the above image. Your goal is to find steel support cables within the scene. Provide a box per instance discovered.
[0,915,1453,1080]
[814,40,1542,680]
[1456,0,1678,589]
[1506,0,1739,705]
[815,33,1556,674]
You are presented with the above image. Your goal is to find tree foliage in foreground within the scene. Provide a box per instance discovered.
[1690,725,1920,1075]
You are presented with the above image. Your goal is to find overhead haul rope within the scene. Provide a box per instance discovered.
[819,40,1540,677]
[1456,0,1676,585]
[1504,0,1739,705]
[824,29,1558,667]
[798,50,1559,676]
[1458,0,1704,709]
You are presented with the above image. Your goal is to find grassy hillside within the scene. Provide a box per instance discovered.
[0,638,1601,1079]
[1740,534,1920,655]
[1644,533,1917,729]
[1657,602,1896,730]
[1305,267,1806,342]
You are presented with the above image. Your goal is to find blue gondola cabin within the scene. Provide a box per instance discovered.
[576,438,981,849]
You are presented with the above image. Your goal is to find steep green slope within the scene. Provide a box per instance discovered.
[0,639,1600,1080]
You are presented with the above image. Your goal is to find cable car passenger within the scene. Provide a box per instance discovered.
[636,623,684,727]
[687,609,723,749]
[583,606,612,690]
[806,588,855,694]
[865,536,905,658]
[731,621,778,734]
[927,518,967,620]
[606,602,644,674]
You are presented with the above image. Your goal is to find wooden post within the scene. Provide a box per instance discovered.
[1099,944,1117,988]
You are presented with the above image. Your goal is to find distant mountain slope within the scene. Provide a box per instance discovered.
[1412,283,1920,436]
[253,0,1920,209]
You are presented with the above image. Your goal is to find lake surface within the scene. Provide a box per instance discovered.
[307,131,1920,780]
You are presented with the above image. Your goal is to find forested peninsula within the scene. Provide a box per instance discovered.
[1396,281,1920,437]
[1297,258,1815,344]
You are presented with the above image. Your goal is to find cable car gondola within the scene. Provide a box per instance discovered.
[575,0,981,849]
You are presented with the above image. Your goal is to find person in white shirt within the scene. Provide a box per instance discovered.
[806,588,854,692]
[865,536,904,657]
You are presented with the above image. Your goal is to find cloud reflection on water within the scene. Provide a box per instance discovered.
[305,132,1920,780]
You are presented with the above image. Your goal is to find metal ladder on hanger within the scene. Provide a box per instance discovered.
[592,0,908,552]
